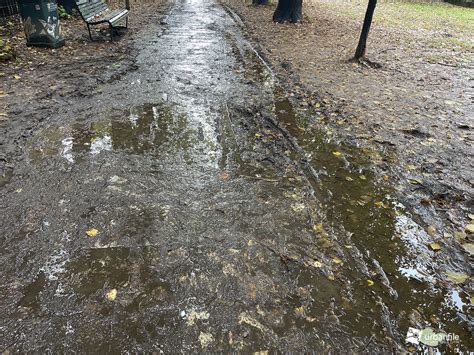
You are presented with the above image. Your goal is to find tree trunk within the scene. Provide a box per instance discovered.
[273,0,302,24]
[253,0,269,5]
[354,0,377,60]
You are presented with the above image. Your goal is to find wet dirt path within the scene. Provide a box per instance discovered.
[0,0,472,352]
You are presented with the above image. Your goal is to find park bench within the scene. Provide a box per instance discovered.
[74,0,129,41]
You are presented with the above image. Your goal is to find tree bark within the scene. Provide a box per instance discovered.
[253,0,269,5]
[273,0,302,24]
[354,0,377,59]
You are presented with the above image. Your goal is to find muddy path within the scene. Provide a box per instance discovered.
[0,0,472,352]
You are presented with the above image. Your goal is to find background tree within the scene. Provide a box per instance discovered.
[253,0,269,5]
[273,0,302,23]
[354,0,377,60]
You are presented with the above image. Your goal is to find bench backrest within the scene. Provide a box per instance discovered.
[75,0,109,21]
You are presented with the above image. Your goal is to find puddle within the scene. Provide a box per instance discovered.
[18,271,46,311]
[28,103,213,166]
[270,93,473,352]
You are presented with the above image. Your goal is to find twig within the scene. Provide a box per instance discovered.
[239,174,279,182]
[437,62,458,68]
[358,335,375,352]
[224,102,236,137]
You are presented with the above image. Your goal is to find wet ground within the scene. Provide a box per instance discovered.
[0,0,472,352]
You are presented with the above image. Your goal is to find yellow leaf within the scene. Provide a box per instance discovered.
[345,176,353,181]
[13,74,21,80]
[294,306,305,317]
[470,297,474,304]
[106,288,117,301]
[332,257,342,265]
[367,279,374,286]
[312,260,322,268]
[446,271,468,284]
[383,175,389,181]
[465,224,474,234]
[359,175,367,180]
[332,151,342,157]
[429,243,441,251]
[86,228,98,237]
[313,223,324,233]
[409,178,423,185]
[0,112,7,117]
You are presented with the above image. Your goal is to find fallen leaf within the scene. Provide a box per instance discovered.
[367,279,374,287]
[186,310,210,326]
[462,243,474,256]
[312,260,322,268]
[465,224,474,234]
[106,288,117,301]
[429,243,441,251]
[291,203,305,212]
[468,213,474,220]
[294,306,305,317]
[86,228,98,237]
[239,312,265,332]
[13,74,21,80]
[446,271,468,284]
[332,151,342,157]
[454,231,466,241]
[359,175,367,180]
[426,226,436,237]
[219,172,230,181]
[332,257,342,265]
[198,332,214,349]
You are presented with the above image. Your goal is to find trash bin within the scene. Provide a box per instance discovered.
[18,0,65,48]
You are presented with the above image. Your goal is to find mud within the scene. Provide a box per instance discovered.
[0,0,472,352]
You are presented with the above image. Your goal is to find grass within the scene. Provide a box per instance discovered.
[312,0,474,35]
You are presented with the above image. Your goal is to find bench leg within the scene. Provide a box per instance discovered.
[87,23,93,41]
[126,17,128,29]
[109,23,114,42]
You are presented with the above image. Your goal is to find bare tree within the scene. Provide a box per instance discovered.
[354,0,377,60]
[273,0,302,23]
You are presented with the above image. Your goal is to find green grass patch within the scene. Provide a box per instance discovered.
[315,0,474,34]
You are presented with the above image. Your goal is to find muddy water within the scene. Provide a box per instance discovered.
[0,0,472,352]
